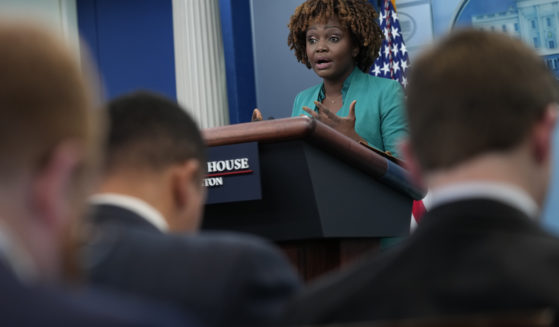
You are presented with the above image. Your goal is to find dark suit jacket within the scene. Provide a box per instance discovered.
[0,260,193,326]
[282,199,559,325]
[83,204,302,327]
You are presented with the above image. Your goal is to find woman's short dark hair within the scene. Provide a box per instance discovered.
[288,0,383,73]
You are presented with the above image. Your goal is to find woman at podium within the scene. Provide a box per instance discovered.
[286,0,407,157]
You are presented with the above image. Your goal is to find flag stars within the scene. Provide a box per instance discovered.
[372,64,381,76]
[400,43,407,55]
[391,26,400,39]
[401,60,408,71]
[381,63,390,75]
[371,2,409,88]
[401,77,408,88]
[392,61,400,73]
[392,43,399,56]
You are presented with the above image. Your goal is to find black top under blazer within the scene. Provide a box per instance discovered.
[281,198,559,325]
[83,203,302,327]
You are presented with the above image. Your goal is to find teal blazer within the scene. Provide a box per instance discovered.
[292,67,408,157]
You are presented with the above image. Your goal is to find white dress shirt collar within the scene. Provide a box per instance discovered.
[90,193,169,232]
[429,182,539,219]
[0,223,37,283]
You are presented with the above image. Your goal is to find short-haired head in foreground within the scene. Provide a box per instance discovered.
[288,0,382,72]
[404,29,559,207]
[100,92,207,232]
[0,21,102,282]
[105,91,206,174]
[0,22,100,181]
[407,29,559,171]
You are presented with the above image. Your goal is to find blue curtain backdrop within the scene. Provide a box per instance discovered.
[218,0,257,124]
[77,0,176,100]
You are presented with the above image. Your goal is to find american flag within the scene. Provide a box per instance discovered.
[369,0,426,226]
[370,0,410,88]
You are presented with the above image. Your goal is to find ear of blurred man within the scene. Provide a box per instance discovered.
[529,104,559,208]
[31,141,87,229]
[29,139,98,282]
[531,104,558,165]
[170,159,206,233]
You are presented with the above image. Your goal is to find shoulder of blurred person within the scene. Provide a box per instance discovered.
[85,214,301,327]
[281,195,559,325]
[0,260,197,326]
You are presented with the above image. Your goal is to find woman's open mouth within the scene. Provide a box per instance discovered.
[315,58,332,70]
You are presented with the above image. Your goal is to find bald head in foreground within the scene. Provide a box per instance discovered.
[282,29,559,324]
[0,22,194,326]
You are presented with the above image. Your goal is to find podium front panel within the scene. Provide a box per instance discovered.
[202,140,411,241]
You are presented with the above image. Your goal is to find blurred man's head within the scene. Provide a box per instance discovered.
[100,92,207,232]
[403,29,559,206]
[0,22,102,281]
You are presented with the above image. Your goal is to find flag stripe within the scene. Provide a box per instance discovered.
[412,200,426,223]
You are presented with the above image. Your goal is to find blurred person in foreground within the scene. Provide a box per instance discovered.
[0,22,194,326]
[281,29,559,324]
[83,91,302,327]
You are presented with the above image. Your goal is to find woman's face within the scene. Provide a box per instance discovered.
[305,16,357,82]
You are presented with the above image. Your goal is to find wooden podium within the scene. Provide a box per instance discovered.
[202,117,424,280]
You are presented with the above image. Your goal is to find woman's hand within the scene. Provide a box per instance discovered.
[302,100,363,142]
[251,108,263,121]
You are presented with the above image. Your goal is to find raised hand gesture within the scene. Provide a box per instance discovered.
[302,100,363,142]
